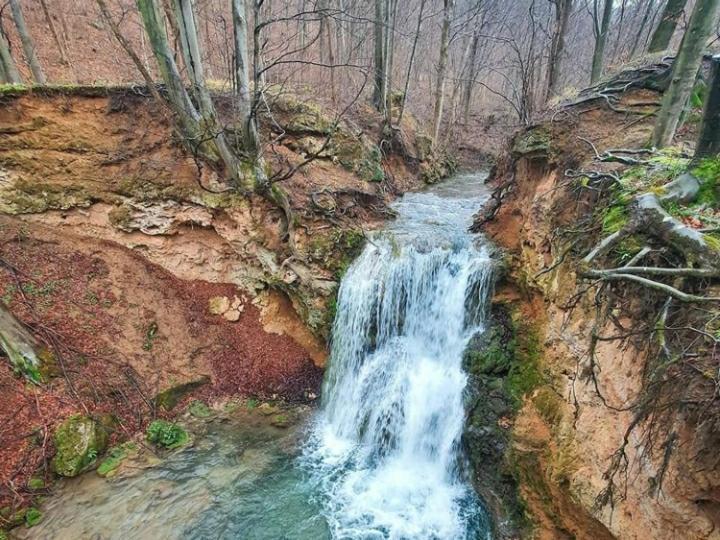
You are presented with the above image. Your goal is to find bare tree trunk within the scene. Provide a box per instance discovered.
[444,34,473,143]
[461,30,481,125]
[96,0,164,105]
[591,0,614,84]
[372,0,385,110]
[432,0,453,146]
[136,0,231,175]
[546,0,573,100]
[652,0,720,147]
[648,0,688,53]
[0,27,22,84]
[232,0,259,156]
[629,0,657,57]
[39,0,71,68]
[383,0,398,122]
[170,0,249,189]
[298,0,306,50]
[9,0,46,84]
[695,54,720,159]
[397,0,426,126]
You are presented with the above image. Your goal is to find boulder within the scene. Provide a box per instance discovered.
[52,415,109,477]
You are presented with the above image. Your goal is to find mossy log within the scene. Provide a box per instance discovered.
[0,303,51,383]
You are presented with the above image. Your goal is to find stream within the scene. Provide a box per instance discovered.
[17,171,494,540]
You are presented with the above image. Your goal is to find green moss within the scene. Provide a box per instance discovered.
[52,415,109,477]
[96,442,137,477]
[692,158,720,208]
[325,295,338,329]
[0,179,96,214]
[705,234,720,252]
[356,145,384,182]
[188,399,212,418]
[601,204,629,234]
[271,414,290,428]
[26,477,45,490]
[466,338,513,376]
[505,323,543,407]
[153,376,210,411]
[114,176,189,202]
[512,127,550,156]
[146,420,188,449]
[308,228,365,279]
[533,387,562,424]
[24,507,42,528]
[245,398,259,409]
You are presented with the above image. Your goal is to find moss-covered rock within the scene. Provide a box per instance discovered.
[512,127,551,157]
[188,399,213,418]
[153,376,210,411]
[0,178,97,215]
[52,414,110,477]
[96,441,138,477]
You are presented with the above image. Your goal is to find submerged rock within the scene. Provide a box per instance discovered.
[52,415,110,477]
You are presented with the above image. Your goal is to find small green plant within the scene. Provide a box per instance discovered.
[142,321,159,351]
[24,507,42,527]
[146,420,188,449]
[245,398,259,409]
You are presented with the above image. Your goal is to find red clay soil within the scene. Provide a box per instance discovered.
[0,216,322,514]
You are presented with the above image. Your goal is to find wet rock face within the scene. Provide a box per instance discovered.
[52,415,110,477]
[462,306,523,539]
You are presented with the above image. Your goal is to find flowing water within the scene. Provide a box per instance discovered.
[16,171,494,540]
[304,171,494,539]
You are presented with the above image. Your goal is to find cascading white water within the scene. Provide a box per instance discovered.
[305,172,495,539]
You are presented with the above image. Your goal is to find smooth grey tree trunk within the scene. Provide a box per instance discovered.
[629,0,657,57]
[136,0,234,177]
[397,0,426,126]
[695,55,720,158]
[0,28,21,84]
[652,0,720,147]
[432,0,454,146]
[9,0,46,84]
[462,30,480,124]
[383,0,398,121]
[372,0,386,110]
[591,0,614,84]
[96,0,164,104]
[232,0,259,156]
[170,0,251,190]
[39,0,71,67]
[546,0,573,100]
[648,0,688,53]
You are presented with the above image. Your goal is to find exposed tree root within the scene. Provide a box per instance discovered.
[582,270,719,302]
[580,167,718,302]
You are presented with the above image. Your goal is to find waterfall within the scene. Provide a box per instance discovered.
[305,174,494,539]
